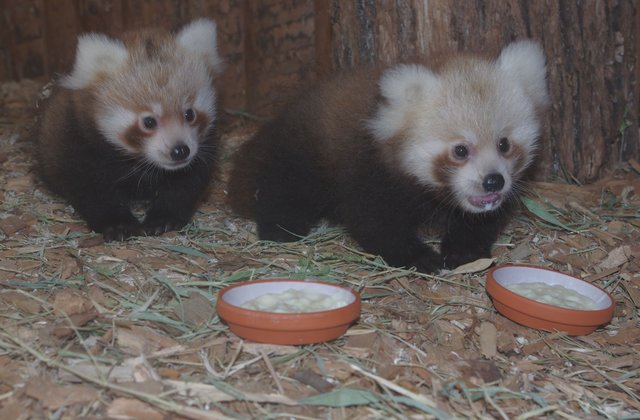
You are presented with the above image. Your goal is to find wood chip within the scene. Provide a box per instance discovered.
[591,228,621,246]
[478,322,497,358]
[115,326,178,355]
[0,398,29,420]
[0,291,41,314]
[180,292,215,327]
[598,245,635,269]
[24,379,99,410]
[607,323,640,345]
[458,359,502,384]
[52,307,99,338]
[106,398,165,420]
[0,216,28,235]
[5,175,33,192]
[53,289,94,316]
[290,369,334,392]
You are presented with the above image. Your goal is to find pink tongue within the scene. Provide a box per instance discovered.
[469,193,501,208]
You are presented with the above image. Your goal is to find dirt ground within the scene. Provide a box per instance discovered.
[0,80,639,419]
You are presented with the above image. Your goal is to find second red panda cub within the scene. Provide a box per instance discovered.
[35,19,222,241]
[228,40,549,272]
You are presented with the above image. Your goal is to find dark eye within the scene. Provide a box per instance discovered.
[142,116,157,131]
[184,108,196,123]
[453,144,469,160]
[498,137,510,154]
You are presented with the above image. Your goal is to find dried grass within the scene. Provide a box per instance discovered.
[0,80,638,419]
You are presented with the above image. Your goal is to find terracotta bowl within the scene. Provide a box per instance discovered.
[216,279,361,345]
[486,265,615,336]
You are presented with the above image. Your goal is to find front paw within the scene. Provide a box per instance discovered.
[441,250,490,270]
[102,223,144,241]
[411,252,443,274]
[142,217,187,236]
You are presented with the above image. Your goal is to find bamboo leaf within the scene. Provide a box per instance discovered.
[299,387,379,407]
[131,311,192,333]
[521,196,576,232]
[390,396,451,418]
[451,258,495,274]
[165,245,212,260]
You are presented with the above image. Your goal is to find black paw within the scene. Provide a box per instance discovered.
[102,223,144,242]
[142,218,186,236]
[412,254,442,274]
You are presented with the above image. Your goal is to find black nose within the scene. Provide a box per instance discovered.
[483,173,505,192]
[170,144,190,161]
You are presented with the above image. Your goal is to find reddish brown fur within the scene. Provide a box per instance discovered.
[508,143,528,175]
[122,124,149,150]
[432,152,464,186]
[228,67,385,217]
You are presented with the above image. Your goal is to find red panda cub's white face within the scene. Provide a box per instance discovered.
[60,19,222,170]
[369,40,550,213]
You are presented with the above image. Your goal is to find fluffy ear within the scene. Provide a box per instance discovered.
[60,34,128,90]
[497,40,550,108]
[177,18,222,73]
[368,64,441,142]
[379,64,441,105]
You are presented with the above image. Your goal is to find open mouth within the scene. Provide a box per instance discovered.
[468,193,502,211]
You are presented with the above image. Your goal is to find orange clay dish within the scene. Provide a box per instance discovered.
[486,265,615,336]
[216,279,361,345]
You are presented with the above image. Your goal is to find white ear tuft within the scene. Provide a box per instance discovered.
[379,64,441,105]
[368,64,441,142]
[60,34,128,90]
[497,40,550,108]
[177,18,222,73]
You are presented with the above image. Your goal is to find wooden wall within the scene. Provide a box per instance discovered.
[1,0,638,183]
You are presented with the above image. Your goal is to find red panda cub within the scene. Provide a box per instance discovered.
[228,40,549,272]
[36,19,222,241]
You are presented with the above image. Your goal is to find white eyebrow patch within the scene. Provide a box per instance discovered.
[96,105,137,152]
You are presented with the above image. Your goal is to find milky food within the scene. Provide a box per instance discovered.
[505,282,598,310]
[240,288,351,313]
